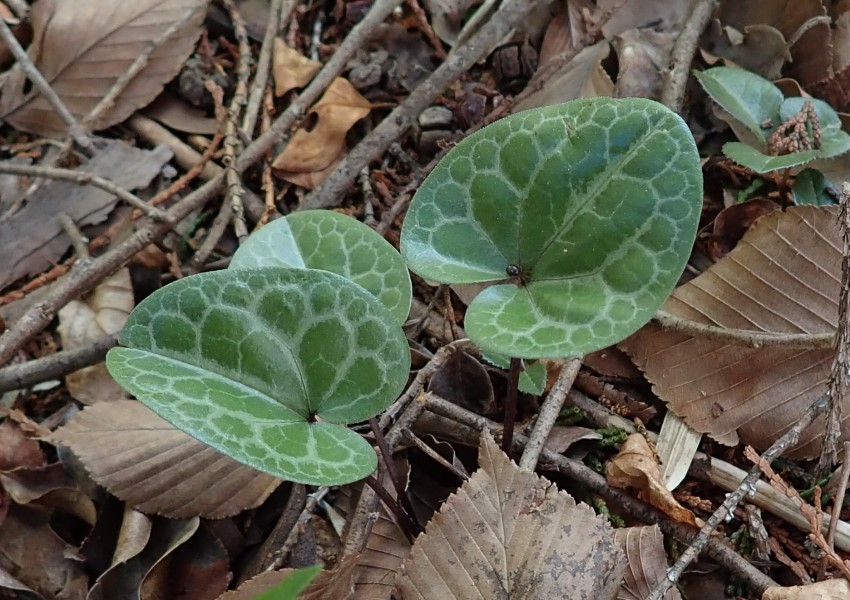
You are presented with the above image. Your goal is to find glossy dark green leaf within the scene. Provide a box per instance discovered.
[106,268,410,486]
[401,98,702,358]
[231,210,412,324]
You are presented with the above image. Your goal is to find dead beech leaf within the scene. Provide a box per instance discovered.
[606,434,700,527]
[51,400,281,519]
[273,77,371,176]
[762,579,850,599]
[614,525,682,600]
[272,38,321,97]
[57,268,133,404]
[0,418,44,471]
[621,207,840,458]
[0,0,207,137]
[396,430,625,599]
[0,463,97,525]
[144,91,219,134]
[612,29,675,99]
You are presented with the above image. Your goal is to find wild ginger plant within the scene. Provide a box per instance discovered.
[400,97,703,448]
[106,211,412,486]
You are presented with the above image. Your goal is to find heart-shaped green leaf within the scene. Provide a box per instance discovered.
[230,210,412,324]
[106,268,410,486]
[792,169,838,206]
[401,97,702,358]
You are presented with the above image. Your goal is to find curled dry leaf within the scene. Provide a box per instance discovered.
[614,525,682,600]
[397,430,625,600]
[51,400,281,519]
[621,207,840,458]
[0,505,88,599]
[762,579,850,599]
[273,77,371,183]
[272,38,321,97]
[606,434,700,527]
[0,0,207,137]
[57,268,133,404]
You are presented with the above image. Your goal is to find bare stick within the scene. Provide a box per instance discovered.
[3,0,28,19]
[827,442,850,553]
[647,395,827,600]
[423,392,778,594]
[0,18,92,150]
[0,162,170,221]
[302,0,536,209]
[241,0,292,137]
[0,335,116,392]
[817,182,850,474]
[189,192,233,270]
[519,358,581,471]
[654,309,834,349]
[364,475,418,542]
[660,0,718,113]
[370,416,418,526]
[501,357,522,454]
[57,213,90,261]
[82,6,201,130]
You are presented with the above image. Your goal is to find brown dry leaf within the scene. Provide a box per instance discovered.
[0,418,45,470]
[88,516,198,600]
[428,351,495,417]
[57,268,133,404]
[272,38,321,97]
[516,40,613,111]
[273,77,371,177]
[0,463,97,525]
[701,22,789,80]
[0,504,88,599]
[614,525,682,600]
[0,140,172,291]
[0,0,207,137]
[599,0,691,38]
[762,579,850,599]
[621,206,840,458]
[143,91,219,134]
[51,400,281,518]
[396,430,625,599]
[606,434,700,527]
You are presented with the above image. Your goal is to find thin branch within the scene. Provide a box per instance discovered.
[0,162,170,221]
[647,395,828,600]
[241,0,290,137]
[654,309,834,349]
[57,213,90,261]
[220,0,252,242]
[0,335,116,392]
[827,443,850,554]
[518,358,581,471]
[401,427,469,481]
[0,18,92,150]
[502,357,522,454]
[302,0,537,209]
[817,182,850,474]
[370,416,418,527]
[660,0,718,113]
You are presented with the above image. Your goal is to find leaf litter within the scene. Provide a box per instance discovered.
[2,0,850,598]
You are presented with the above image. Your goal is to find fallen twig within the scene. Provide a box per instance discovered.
[660,0,718,112]
[518,358,581,471]
[653,309,834,349]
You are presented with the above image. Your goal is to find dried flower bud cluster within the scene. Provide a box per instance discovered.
[767,100,822,155]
